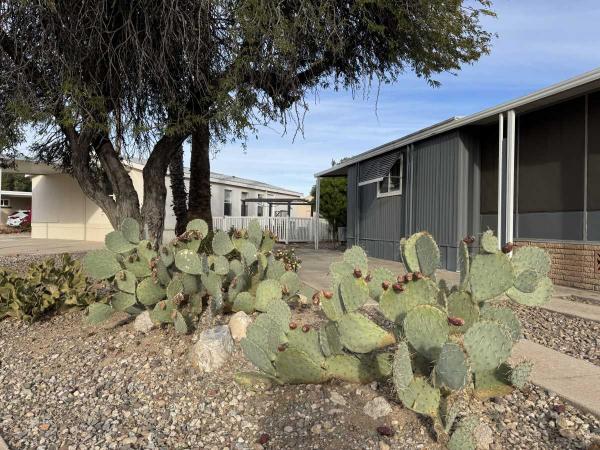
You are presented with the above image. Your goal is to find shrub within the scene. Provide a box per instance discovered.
[82,218,307,333]
[240,230,553,445]
[0,254,99,322]
[273,247,301,272]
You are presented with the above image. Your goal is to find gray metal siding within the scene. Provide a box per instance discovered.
[346,165,358,243]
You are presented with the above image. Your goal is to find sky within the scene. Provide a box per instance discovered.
[198,0,600,195]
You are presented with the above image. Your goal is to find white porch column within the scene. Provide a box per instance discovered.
[314,177,321,250]
[505,109,516,247]
[497,113,504,248]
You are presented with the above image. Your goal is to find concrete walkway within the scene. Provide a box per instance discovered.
[0,234,103,256]
[296,246,600,417]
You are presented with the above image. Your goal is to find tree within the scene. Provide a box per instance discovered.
[1,0,495,242]
[311,177,347,233]
[1,173,31,192]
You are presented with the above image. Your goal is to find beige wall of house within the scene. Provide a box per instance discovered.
[1,196,31,224]
[31,164,304,242]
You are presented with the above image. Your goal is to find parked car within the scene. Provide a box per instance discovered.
[6,210,31,227]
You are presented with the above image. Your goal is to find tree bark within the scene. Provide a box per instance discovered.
[140,134,187,245]
[187,122,213,228]
[169,145,188,236]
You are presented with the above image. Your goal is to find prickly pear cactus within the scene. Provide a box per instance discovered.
[83,218,298,333]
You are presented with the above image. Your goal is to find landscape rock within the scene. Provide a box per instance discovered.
[189,325,234,372]
[474,422,494,449]
[229,311,252,341]
[329,391,347,406]
[363,396,392,420]
[133,311,157,333]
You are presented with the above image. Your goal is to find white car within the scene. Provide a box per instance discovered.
[6,210,31,227]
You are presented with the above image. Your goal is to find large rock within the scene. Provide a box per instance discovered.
[229,311,252,341]
[190,325,234,373]
[363,396,392,419]
[134,311,157,333]
[474,422,494,450]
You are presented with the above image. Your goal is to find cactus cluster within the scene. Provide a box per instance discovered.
[83,218,303,333]
[241,230,553,445]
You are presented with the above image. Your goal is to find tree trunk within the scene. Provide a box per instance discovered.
[169,145,188,236]
[187,122,213,228]
[141,134,187,245]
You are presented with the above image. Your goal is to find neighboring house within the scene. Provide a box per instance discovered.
[316,67,600,291]
[8,160,303,242]
[0,190,32,225]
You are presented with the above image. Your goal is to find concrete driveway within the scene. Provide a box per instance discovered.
[0,234,104,256]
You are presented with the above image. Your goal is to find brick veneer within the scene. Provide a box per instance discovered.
[514,240,600,291]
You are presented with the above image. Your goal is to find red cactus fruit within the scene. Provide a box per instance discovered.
[404,273,414,282]
[381,281,390,291]
[257,433,270,445]
[277,344,287,352]
[289,322,298,330]
[502,242,514,254]
[448,316,465,327]
[353,268,363,278]
[365,273,372,282]
[312,296,320,306]
[392,283,404,293]
[463,235,475,245]
[322,290,333,299]
[376,425,394,436]
[302,324,310,333]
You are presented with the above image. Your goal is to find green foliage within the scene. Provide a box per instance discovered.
[273,246,302,272]
[0,254,99,322]
[311,177,347,231]
[1,173,31,192]
[83,218,301,332]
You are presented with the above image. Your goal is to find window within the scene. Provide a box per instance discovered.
[377,155,403,197]
[224,189,232,216]
[257,194,264,217]
[0,199,10,208]
[241,192,248,216]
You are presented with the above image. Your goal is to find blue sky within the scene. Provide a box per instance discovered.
[199,0,600,195]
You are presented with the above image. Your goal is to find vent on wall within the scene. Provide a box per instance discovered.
[596,252,600,273]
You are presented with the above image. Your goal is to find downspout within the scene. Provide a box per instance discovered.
[355,162,360,246]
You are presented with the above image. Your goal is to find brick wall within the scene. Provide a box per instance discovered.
[514,241,600,291]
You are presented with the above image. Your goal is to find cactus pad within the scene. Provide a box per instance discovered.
[458,240,470,289]
[240,241,258,266]
[464,320,512,372]
[480,230,499,254]
[401,232,423,273]
[337,312,395,353]
[512,246,551,276]
[318,322,343,357]
[166,276,184,299]
[174,311,188,334]
[266,257,286,280]
[339,276,369,312]
[480,306,522,341]
[261,234,275,253]
[120,217,141,244]
[396,377,440,417]
[123,256,152,278]
[448,416,478,450]
[137,240,157,261]
[286,327,324,366]
[392,341,414,391]
[447,291,479,333]
[175,249,203,275]
[507,275,553,306]
[212,231,234,256]
[115,270,136,293]
[380,278,438,323]
[474,365,514,399]
[368,267,395,300]
[514,268,539,293]
[274,348,326,384]
[325,354,389,384]
[83,249,122,280]
[434,342,469,390]
[150,299,175,323]
[469,253,514,301]
[212,255,230,276]
[509,360,533,389]
[280,271,301,297]
[415,233,440,276]
[254,279,283,312]
[229,259,244,276]
[86,303,114,324]
[320,287,345,322]
[111,291,136,311]
[343,245,368,273]
[186,218,208,237]
[136,278,166,306]
[329,261,354,284]
[264,300,291,330]
[240,338,276,376]
[105,231,137,254]
[232,292,255,313]
[403,305,449,360]
[247,220,263,247]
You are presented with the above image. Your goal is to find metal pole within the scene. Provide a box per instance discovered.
[0,168,3,225]
[314,177,320,250]
[506,110,516,249]
[497,113,504,248]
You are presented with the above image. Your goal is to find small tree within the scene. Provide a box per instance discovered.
[311,177,347,236]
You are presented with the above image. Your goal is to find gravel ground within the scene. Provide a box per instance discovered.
[511,303,600,366]
[0,252,86,274]
[1,310,599,450]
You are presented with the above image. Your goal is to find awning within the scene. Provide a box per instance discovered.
[358,151,400,184]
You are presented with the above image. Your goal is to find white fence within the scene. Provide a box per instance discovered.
[213,216,332,243]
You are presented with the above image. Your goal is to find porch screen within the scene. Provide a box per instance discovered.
[517,97,585,240]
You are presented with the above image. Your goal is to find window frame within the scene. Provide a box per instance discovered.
[257,194,264,217]
[377,155,404,198]
[224,189,232,216]
[0,199,10,208]
[240,191,248,216]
